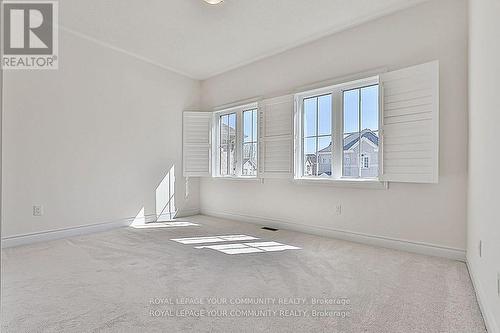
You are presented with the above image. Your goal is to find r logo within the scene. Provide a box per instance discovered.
[3,2,54,55]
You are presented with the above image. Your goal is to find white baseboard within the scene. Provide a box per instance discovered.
[467,258,499,333]
[201,210,466,261]
[176,208,200,218]
[1,209,203,248]
[1,218,135,248]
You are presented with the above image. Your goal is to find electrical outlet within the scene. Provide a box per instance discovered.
[479,240,482,258]
[33,205,43,216]
[336,205,342,215]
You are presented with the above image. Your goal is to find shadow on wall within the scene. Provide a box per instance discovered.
[131,165,177,227]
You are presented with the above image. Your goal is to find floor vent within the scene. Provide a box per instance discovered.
[261,226,278,231]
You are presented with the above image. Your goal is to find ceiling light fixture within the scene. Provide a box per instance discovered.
[203,0,223,5]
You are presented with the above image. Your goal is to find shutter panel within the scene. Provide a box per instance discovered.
[183,111,212,177]
[379,61,439,183]
[258,95,294,178]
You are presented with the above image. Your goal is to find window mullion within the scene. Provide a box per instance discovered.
[358,89,362,178]
[300,98,305,177]
[315,96,319,176]
[226,115,230,175]
[221,115,225,176]
[331,91,335,178]
[334,90,343,179]
[241,111,245,176]
[236,111,240,177]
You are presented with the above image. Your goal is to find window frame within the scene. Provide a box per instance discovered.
[213,103,259,178]
[241,109,258,176]
[341,83,380,180]
[294,76,380,181]
[300,93,334,178]
[361,155,370,169]
[218,112,237,177]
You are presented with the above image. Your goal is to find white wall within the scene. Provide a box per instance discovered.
[2,30,200,238]
[199,0,468,253]
[468,0,500,331]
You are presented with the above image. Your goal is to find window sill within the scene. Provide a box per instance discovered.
[210,176,262,182]
[293,177,388,189]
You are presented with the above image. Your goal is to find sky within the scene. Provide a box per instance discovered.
[344,85,379,134]
[303,85,379,155]
[243,109,257,142]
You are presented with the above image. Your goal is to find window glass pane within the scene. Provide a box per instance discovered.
[252,110,257,140]
[343,89,360,177]
[361,85,378,131]
[242,109,257,176]
[318,94,332,136]
[304,97,317,137]
[243,110,253,143]
[229,142,236,176]
[220,115,229,145]
[228,113,236,145]
[226,113,237,176]
[220,113,236,176]
[317,136,332,176]
[303,137,317,176]
[343,89,359,134]
[343,133,359,177]
[220,145,228,176]
[242,142,257,176]
[342,85,379,178]
[360,85,379,178]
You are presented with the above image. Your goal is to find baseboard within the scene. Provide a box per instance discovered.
[201,210,466,261]
[467,258,499,333]
[1,208,203,248]
[176,208,200,218]
[1,217,135,248]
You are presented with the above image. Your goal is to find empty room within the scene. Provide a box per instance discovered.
[1,0,499,332]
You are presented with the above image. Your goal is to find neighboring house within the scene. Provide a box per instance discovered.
[343,129,379,178]
[224,124,379,177]
[220,123,258,175]
[242,143,257,175]
[304,155,318,176]
[242,159,257,175]
[304,129,379,178]
[219,123,237,174]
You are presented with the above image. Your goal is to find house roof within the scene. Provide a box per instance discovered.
[242,158,257,168]
[220,123,236,138]
[305,155,317,164]
[317,129,379,153]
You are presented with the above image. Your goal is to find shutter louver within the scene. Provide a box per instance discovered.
[183,111,212,177]
[258,95,294,178]
[379,61,439,183]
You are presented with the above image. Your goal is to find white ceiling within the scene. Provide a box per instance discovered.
[61,0,429,80]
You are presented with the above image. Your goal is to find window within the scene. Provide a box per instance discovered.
[215,104,258,177]
[302,94,332,176]
[361,155,369,169]
[343,85,379,178]
[185,61,437,184]
[295,77,379,181]
[242,109,258,176]
[219,113,237,176]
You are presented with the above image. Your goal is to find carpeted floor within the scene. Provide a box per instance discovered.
[1,215,486,333]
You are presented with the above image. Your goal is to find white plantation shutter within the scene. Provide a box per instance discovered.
[183,111,212,177]
[379,61,439,183]
[258,95,294,178]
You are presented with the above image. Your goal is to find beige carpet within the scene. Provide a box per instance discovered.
[1,215,486,333]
